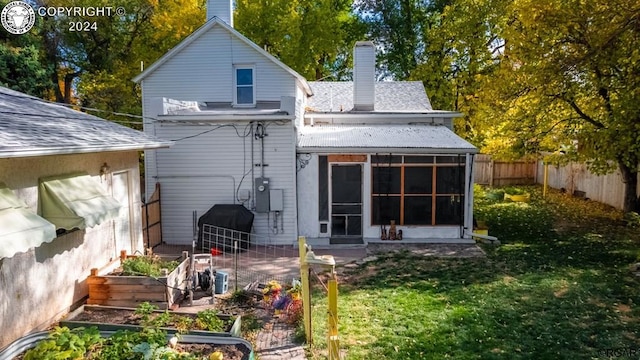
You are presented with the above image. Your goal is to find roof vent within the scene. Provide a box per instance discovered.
[353,41,375,111]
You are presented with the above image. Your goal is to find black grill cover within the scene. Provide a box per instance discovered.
[198,204,254,251]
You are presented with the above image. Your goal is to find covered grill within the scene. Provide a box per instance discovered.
[197,204,254,251]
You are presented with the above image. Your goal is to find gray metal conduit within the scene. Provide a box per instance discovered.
[153,175,236,204]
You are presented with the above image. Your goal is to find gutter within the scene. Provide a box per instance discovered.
[156,114,295,122]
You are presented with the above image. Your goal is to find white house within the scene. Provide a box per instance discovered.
[135,0,478,247]
[0,86,170,349]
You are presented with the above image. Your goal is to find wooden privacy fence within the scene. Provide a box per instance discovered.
[142,183,162,248]
[474,154,537,186]
[535,161,640,210]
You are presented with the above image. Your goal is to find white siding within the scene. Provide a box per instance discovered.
[153,121,297,245]
[141,26,298,114]
[297,154,320,237]
[140,24,305,225]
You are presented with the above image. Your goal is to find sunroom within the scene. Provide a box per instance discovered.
[296,124,478,246]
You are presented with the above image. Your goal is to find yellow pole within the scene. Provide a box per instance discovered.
[543,162,549,198]
[298,236,313,344]
[328,276,340,360]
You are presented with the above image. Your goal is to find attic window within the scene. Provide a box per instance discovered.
[234,65,255,106]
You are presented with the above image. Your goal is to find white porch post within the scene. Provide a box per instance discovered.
[464,153,475,238]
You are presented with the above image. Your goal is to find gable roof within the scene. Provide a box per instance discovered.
[307,81,439,113]
[0,87,172,159]
[297,124,477,153]
[132,17,313,96]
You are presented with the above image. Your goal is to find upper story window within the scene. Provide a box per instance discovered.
[234,65,255,106]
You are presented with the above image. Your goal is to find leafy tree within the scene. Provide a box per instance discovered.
[357,0,434,79]
[0,43,55,98]
[485,0,640,211]
[29,0,205,125]
[0,1,56,98]
[410,0,507,146]
[235,0,364,80]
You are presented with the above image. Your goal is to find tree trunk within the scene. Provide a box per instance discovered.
[63,71,81,104]
[618,160,639,212]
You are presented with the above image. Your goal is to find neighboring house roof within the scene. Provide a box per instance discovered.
[297,124,477,154]
[307,81,450,114]
[0,87,172,159]
[132,17,313,96]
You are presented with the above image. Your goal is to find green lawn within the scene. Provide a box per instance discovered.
[308,186,640,359]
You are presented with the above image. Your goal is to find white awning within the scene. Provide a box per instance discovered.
[38,173,120,230]
[0,184,56,258]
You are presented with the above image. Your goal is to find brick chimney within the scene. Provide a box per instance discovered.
[207,0,233,27]
[353,41,375,111]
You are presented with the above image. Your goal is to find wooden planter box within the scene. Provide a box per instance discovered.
[60,305,242,337]
[0,330,255,360]
[87,252,190,310]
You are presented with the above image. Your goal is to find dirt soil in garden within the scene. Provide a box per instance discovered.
[55,294,271,360]
[15,343,250,360]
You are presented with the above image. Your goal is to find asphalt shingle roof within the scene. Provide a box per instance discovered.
[306,81,434,113]
[297,124,477,153]
[0,87,171,158]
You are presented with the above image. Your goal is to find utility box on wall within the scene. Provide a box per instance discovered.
[255,177,270,213]
[269,189,283,212]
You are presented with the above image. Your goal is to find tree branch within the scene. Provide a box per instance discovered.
[564,99,606,129]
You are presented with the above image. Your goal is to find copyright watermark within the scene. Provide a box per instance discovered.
[597,347,639,358]
[1,1,126,34]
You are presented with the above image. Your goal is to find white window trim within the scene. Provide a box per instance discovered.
[233,65,256,107]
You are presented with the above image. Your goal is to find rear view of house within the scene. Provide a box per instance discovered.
[136,0,477,248]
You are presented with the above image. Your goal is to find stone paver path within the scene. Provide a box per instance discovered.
[255,317,306,359]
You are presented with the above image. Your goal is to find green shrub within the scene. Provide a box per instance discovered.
[195,309,225,332]
[624,211,640,228]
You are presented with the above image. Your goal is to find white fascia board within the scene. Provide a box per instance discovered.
[156,114,295,123]
[0,142,173,159]
[305,112,463,120]
[296,147,478,154]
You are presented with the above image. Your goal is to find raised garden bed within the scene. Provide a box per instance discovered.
[88,251,190,309]
[0,329,254,360]
[60,305,242,337]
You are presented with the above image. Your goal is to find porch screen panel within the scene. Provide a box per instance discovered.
[405,167,432,194]
[372,165,401,224]
[404,196,432,225]
[435,196,464,225]
[372,196,400,224]
[319,156,328,221]
[372,167,401,194]
[372,155,466,226]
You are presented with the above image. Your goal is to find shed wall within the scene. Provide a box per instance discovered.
[0,151,142,349]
